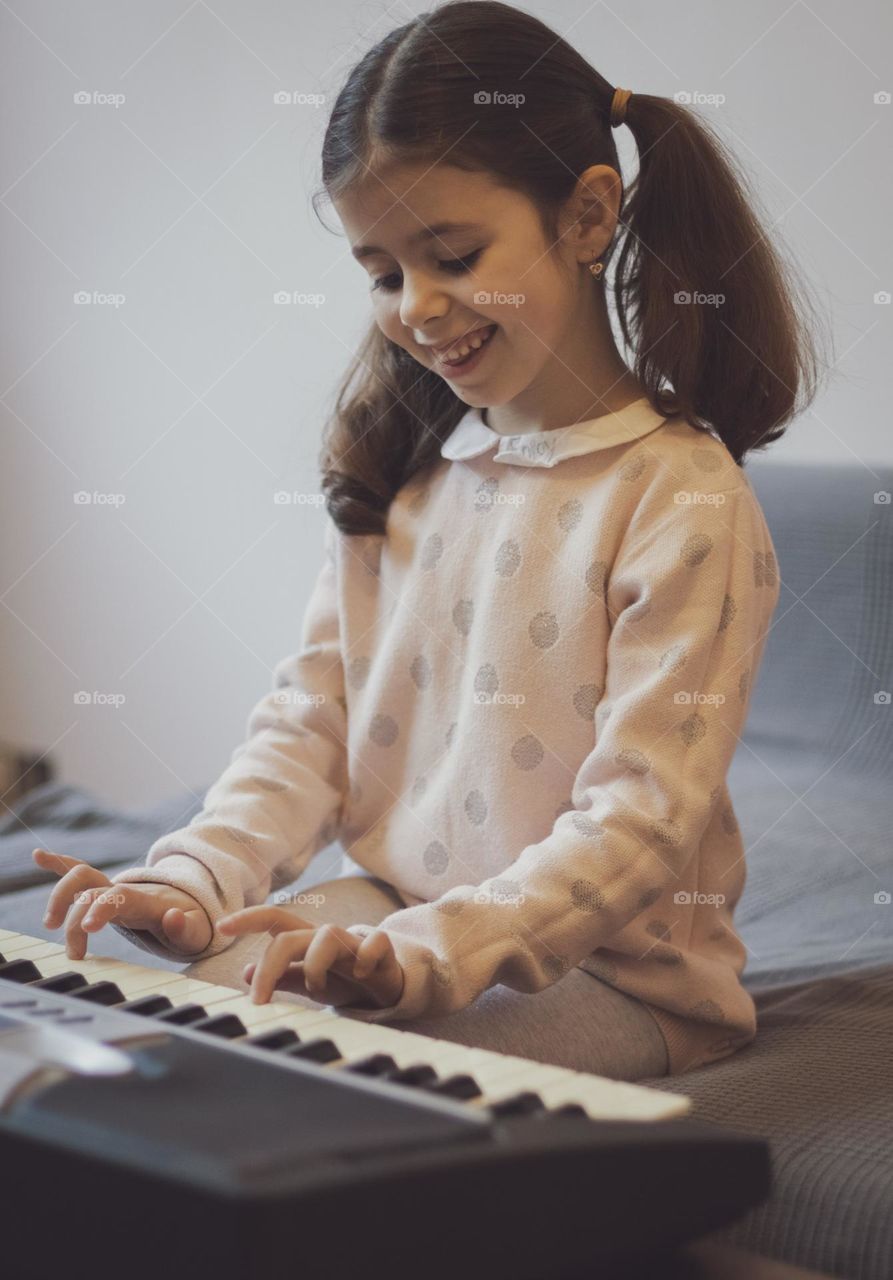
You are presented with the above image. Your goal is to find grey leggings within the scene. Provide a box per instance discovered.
[182,871,670,1083]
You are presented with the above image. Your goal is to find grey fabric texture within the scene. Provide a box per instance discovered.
[0,781,205,895]
[1,458,891,1277]
[641,962,893,1280]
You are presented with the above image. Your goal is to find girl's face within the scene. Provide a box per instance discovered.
[334,161,613,412]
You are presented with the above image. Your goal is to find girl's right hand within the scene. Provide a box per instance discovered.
[32,848,214,960]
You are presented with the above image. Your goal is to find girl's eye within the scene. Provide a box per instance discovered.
[370,247,484,294]
[438,247,484,275]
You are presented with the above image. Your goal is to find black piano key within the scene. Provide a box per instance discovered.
[552,1103,588,1118]
[70,981,126,1006]
[489,1091,546,1117]
[344,1053,398,1077]
[0,959,43,983]
[118,993,174,1016]
[245,1027,301,1051]
[191,1013,247,1039]
[157,1003,208,1025]
[424,1073,482,1100]
[286,1038,340,1063]
[30,971,91,994]
[386,1063,438,1087]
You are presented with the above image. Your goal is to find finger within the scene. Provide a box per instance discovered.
[43,860,110,929]
[80,887,129,933]
[250,932,315,1004]
[243,962,360,1008]
[302,925,359,997]
[63,886,110,960]
[352,930,392,979]
[157,906,212,956]
[218,906,316,936]
[33,848,92,877]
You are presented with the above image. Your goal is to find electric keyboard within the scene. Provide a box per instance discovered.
[0,929,771,1280]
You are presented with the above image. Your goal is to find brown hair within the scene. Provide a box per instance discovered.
[312,0,829,536]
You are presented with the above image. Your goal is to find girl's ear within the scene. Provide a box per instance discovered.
[565,164,624,262]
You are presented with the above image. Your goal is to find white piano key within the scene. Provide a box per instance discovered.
[25,942,78,963]
[534,1072,688,1121]
[13,950,111,980]
[329,1027,431,1068]
[401,1040,545,1086]
[0,936,52,957]
[1,935,62,959]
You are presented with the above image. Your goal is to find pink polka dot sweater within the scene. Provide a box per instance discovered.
[111,396,781,1076]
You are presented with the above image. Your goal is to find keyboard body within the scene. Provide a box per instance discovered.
[0,932,771,1279]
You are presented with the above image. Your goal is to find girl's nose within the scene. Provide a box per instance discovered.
[399,274,449,332]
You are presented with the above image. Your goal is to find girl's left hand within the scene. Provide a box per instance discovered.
[217,906,404,1009]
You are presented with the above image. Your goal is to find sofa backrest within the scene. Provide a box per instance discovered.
[741,458,893,780]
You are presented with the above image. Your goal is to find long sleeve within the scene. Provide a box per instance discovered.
[338,479,780,1023]
[109,515,349,962]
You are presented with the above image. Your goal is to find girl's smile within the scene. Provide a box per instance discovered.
[431,322,499,378]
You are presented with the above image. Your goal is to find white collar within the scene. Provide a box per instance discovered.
[440,397,669,467]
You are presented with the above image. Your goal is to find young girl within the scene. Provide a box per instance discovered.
[36,0,824,1080]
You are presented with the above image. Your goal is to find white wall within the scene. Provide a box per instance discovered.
[2,0,890,807]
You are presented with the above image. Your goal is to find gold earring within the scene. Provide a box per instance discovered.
[587,255,604,280]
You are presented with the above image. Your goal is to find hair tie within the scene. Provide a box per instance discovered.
[610,86,633,128]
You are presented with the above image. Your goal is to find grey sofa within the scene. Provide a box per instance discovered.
[1,458,891,1279]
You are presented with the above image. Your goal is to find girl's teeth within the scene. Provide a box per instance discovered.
[445,327,493,362]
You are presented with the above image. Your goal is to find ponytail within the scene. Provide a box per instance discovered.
[612,92,828,460]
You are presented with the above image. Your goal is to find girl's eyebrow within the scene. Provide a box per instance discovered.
[351,221,486,261]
